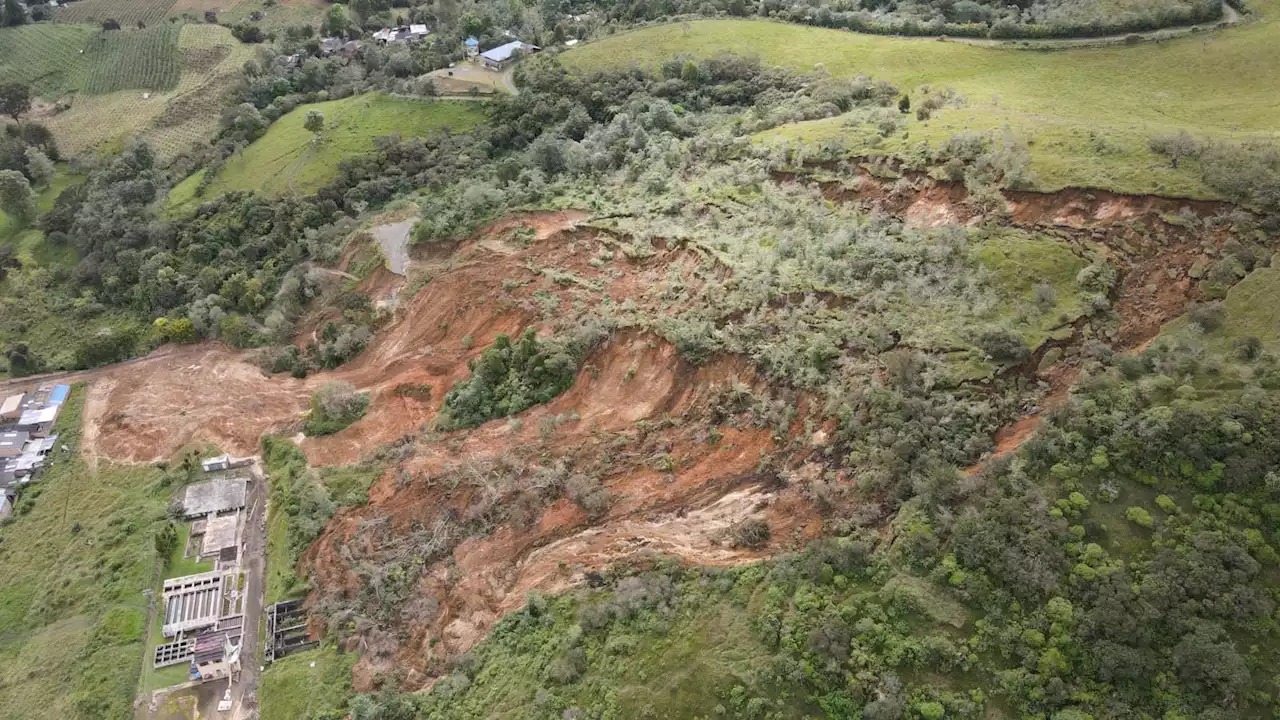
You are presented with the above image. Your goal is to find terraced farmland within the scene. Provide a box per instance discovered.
[55,0,178,26]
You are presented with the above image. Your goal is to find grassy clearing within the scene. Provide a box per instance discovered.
[1161,267,1280,355]
[57,0,178,26]
[972,229,1089,348]
[0,387,173,720]
[259,646,357,720]
[218,0,328,31]
[167,94,486,210]
[563,7,1280,195]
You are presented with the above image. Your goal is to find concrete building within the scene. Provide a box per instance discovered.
[162,571,225,637]
[190,616,244,682]
[201,454,252,473]
[480,40,538,70]
[179,477,247,518]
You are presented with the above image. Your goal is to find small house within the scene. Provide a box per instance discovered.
[47,385,70,406]
[480,40,538,70]
[17,406,59,437]
[0,393,25,421]
[464,36,479,57]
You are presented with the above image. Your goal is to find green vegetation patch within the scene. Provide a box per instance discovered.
[972,229,1090,349]
[84,22,182,94]
[303,381,370,436]
[0,386,174,720]
[566,14,1280,196]
[260,646,358,720]
[263,436,381,603]
[438,329,583,430]
[168,94,485,210]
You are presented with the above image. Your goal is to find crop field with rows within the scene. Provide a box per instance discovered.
[55,0,178,27]
[84,22,181,93]
[0,24,99,95]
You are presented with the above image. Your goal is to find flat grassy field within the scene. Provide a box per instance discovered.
[0,387,173,720]
[167,93,486,210]
[564,2,1280,196]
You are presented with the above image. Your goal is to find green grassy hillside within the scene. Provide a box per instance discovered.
[167,94,486,210]
[563,5,1280,195]
[0,388,175,720]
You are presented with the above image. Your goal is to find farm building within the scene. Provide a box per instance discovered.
[480,40,538,70]
[464,36,479,57]
[179,477,247,518]
[0,394,24,421]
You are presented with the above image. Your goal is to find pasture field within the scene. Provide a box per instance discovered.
[167,93,486,210]
[0,389,173,720]
[563,1,1280,196]
[56,0,178,26]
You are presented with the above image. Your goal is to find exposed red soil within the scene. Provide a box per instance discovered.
[56,175,1254,692]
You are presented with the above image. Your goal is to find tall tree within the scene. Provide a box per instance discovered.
[1,0,28,27]
[0,169,36,222]
[0,83,31,122]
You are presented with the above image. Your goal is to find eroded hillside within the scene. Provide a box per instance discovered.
[69,159,1260,695]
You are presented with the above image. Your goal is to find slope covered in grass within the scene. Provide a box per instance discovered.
[563,5,1280,195]
[167,94,486,211]
[0,388,174,720]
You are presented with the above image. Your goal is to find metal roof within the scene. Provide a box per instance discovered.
[464,36,479,46]
[18,406,57,427]
[481,40,535,63]
[48,385,70,405]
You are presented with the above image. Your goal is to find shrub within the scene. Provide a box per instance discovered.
[728,518,771,548]
[1126,506,1154,528]
[975,327,1029,363]
[304,381,370,436]
[1187,302,1225,333]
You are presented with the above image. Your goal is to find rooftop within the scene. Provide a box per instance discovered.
[180,477,247,517]
[0,431,30,458]
[481,40,536,63]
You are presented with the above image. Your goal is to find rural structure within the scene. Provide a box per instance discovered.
[480,40,538,70]
[0,384,70,518]
[147,452,266,708]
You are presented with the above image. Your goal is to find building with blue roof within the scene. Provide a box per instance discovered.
[48,385,70,405]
